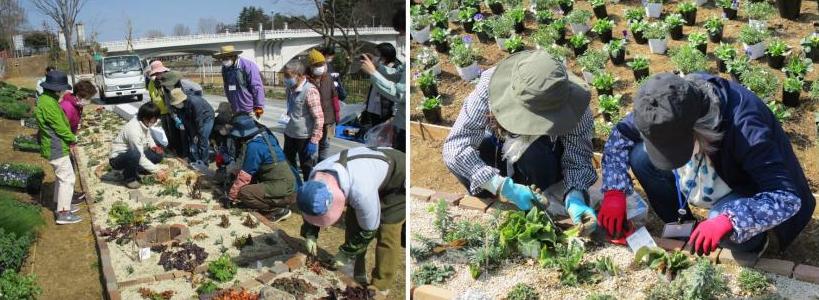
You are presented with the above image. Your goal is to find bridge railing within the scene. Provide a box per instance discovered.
[99,27,397,49]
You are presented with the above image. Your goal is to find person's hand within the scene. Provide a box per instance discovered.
[360,55,376,75]
[598,190,627,237]
[332,250,355,268]
[565,190,597,226]
[499,177,536,211]
[689,214,733,256]
[254,107,264,118]
[215,153,224,168]
[306,142,318,157]
[151,146,164,156]
[305,238,318,256]
[155,169,169,182]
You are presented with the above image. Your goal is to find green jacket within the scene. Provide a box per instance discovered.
[35,92,76,160]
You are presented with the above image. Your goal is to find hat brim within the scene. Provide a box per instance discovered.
[643,132,695,171]
[212,51,243,59]
[488,52,591,136]
[230,126,260,138]
[40,81,72,92]
[302,195,345,227]
[149,67,170,76]
[170,95,187,107]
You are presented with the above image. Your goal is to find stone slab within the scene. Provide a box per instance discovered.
[239,278,262,290]
[754,258,795,277]
[118,276,154,288]
[718,248,759,267]
[413,285,455,300]
[107,289,121,300]
[682,243,721,263]
[154,272,174,281]
[286,252,307,271]
[172,270,190,279]
[255,271,276,284]
[182,203,208,212]
[271,261,289,275]
[431,191,463,206]
[794,264,819,284]
[458,195,495,212]
[410,187,436,201]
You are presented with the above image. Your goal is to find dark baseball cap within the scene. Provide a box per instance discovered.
[633,73,709,170]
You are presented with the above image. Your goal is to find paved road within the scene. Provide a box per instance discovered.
[91,93,363,155]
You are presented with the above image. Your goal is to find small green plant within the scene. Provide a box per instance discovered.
[591,72,617,91]
[800,34,819,53]
[624,8,645,22]
[745,0,775,21]
[555,239,589,286]
[208,254,238,283]
[716,0,737,9]
[429,27,449,44]
[671,45,708,74]
[634,247,692,281]
[577,49,608,71]
[605,39,624,56]
[532,25,559,48]
[504,35,524,53]
[457,7,478,24]
[741,66,780,101]
[783,76,803,93]
[108,201,135,227]
[726,54,751,76]
[196,280,219,295]
[506,283,539,300]
[0,270,41,299]
[569,33,590,49]
[472,13,490,34]
[688,32,707,46]
[489,15,514,39]
[448,42,477,67]
[126,265,134,275]
[444,220,486,247]
[643,22,667,39]
[535,10,554,24]
[421,96,441,112]
[586,294,616,300]
[430,199,451,240]
[591,18,614,34]
[589,0,605,8]
[811,80,819,100]
[410,234,437,261]
[411,13,433,31]
[766,39,789,57]
[738,25,768,45]
[157,183,182,197]
[507,6,525,24]
[714,43,737,61]
[767,101,792,122]
[594,256,619,276]
[703,15,723,34]
[412,263,455,285]
[738,268,771,296]
[598,94,621,116]
[664,13,685,28]
[431,10,447,26]
[0,229,31,274]
[784,55,813,78]
[677,1,696,13]
[628,56,649,70]
[565,9,592,25]
[629,19,648,35]
[416,71,436,90]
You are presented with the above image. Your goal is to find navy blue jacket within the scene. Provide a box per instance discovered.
[175,93,215,132]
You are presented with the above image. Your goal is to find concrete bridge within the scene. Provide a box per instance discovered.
[98,27,400,72]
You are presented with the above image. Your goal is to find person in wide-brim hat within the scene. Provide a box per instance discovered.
[212,45,243,59]
[40,70,72,92]
[441,49,598,229]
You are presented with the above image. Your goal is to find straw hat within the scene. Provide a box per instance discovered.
[212,45,243,58]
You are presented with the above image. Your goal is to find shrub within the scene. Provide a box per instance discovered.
[0,270,41,299]
[624,8,645,22]
[507,6,525,24]
[688,32,707,46]
[598,94,621,116]
[738,25,768,45]
[784,55,813,78]
[412,263,455,285]
[0,192,44,238]
[0,102,31,120]
[532,25,559,48]
[569,33,590,49]
[429,27,449,44]
[0,229,32,274]
[506,283,539,300]
[565,9,592,25]
[671,45,708,74]
[714,43,737,60]
[703,16,723,34]
[504,35,525,53]
[208,254,238,282]
[738,268,771,296]
[421,96,442,110]
[605,39,625,56]
[664,14,685,28]
[726,55,751,76]
[677,1,696,13]
[745,0,775,21]
[449,42,477,67]
[196,280,219,295]
[766,39,789,57]
[12,135,38,153]
[108,201,135,227]
[591,18,614,34]
[591,72,617,91]
[457,7,478,24]
[627,56,649,70]
[577,49,608,71]
[643,22,668,39]
[741,66,780,101]
[489,15,514,39]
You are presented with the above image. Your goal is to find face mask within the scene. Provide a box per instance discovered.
[173,103,184,109]
[284,77,297,88]
[149,75,156,81]
[222,59,233,67]
[312,66,326,76]
[326,58,333,63]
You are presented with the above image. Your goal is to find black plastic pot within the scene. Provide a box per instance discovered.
[515,22,525,34]
[489,3,504,15]
[632,30,648,44]
[768,54,786,69]
[723,8,738,20]
[603,112,615,122]
[600,30,613,43]
[435,20,448,29]
[556,29,567,45]
[597,87,613,96]
[433,41,450,53]
[573,43,588,56]
[776,0,802,20]
[421,85,438,98]
[477,31,492,43]
[633,68,649,81]
[593,5,608,19]
[783,89,800,107]
[811,50,819,63]
[560,2,573,14]
[717,59,728,72]
[682,10,697,26]
[423,106,442,124]
[463,21,475,33]
[695,43,707,54]
[708,28,723,43]
[730,71,742,82]
[669,26,684,40]
[611,50,626,65]
[538,16,554,25]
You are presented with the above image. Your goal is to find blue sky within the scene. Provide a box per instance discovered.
[22,0,318,42]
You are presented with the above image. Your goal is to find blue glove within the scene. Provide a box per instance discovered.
[174,116,185,130]
[500,177,536,211]
[306,142,318,157]
[565,189,597,225]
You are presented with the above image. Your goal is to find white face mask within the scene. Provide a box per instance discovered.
[173,103,184,109]
[222,59,233,67]
[312,65,326,76]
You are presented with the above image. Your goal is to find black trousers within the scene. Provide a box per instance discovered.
[283,135,315,181]
[393,128,406,152]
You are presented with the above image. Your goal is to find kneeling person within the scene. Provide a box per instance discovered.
[109,102,168,189]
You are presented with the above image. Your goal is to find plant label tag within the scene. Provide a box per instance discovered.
[228,85,237,91]
[626,226,656,252]
[661,221,695,238]
[139,247,151,261]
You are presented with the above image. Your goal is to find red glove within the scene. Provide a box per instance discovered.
[215,153,224,168]
[254,107,264,118]
[598,190,627,237]
[689,214,733,256]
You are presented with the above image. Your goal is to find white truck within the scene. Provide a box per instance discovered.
[94,54,147,101]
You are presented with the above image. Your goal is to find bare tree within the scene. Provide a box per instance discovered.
[31,0,87,85]
[172,24,191,36]
[125,17,134,52]
[296,0,363,73]
[197,17,218,34]
[0,0,27,52]
[143,29,165,39]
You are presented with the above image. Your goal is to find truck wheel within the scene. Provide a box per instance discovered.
[99,91,106,102]
[136,94,143,101]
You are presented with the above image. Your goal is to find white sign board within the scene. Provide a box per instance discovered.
[13,35,23,51]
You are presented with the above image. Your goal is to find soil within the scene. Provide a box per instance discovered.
[410,0,819,269]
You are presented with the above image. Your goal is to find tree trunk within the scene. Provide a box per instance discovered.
[64,28,77,87]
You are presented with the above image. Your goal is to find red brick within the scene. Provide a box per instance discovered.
[107,289,121,300]
[182,203,208,211]
[172,270,189,279]
[754,258,794,277]
[718,248,759,267]
[255,271,276,284]
[286,252,307,271]
[410,187,436,201]
[431,191,463,206]
[413,285,455,300]
[154,272,174,281]
[118,276,154,288]
[101,260,117,285]
[194,264,209,274]
[458,195,495,212]
[655,238,686,252]
[794,264,819,284]
[239,278,261,289]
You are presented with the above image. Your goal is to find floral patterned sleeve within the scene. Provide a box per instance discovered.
[601,127,636,194]
[715,191,801,243]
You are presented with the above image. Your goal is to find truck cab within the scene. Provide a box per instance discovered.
[94,55,146,101]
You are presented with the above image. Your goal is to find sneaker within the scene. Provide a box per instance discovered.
[265,208,291,222]
[55,211,82,225]
[70,204,81,213]
[125,181,141,189]
[72,192,86,204]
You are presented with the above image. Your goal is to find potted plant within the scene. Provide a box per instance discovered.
[551,19,567,45]
[592,18,615,43]
[535,9,555,25]
[766,39,789,69]
[800,34,819,63]
[716,0,739,20]
[630,20,648,44]
[598,94,622,121]
[745,1,775,29]
[486,0,504,14]
[740,65,779,101]
[566,10,592,34]
[591,72,617,95]
[645,0,664,19]
[578,49,608,82]
[463,0,481,10]
[558,0,574,14]
[415,47,442,76]
[624,8,646,24]
[411,13,434,44]
[489,15,515,50]
[422,0,439,13]
[783,55,813,79]
[677,1,698,26]
[504,35,525,53]
[544,44,572,67]
[473,13,492,43]
[782,76,802,107]
[714,43,737,72]
[726,55,751,81]
[569,33,591,56]
[739,25,769,59]
[671,45,708,76]
[628,56,650,81]
[688,32,708,54]
[458,7,479,33]
[430,28,451,53]
[704,16,724,43]
[450,42,482,81]
[606,39,626,65]
[532,25,559,49]
[665,14,685,40]
[590,0,608,19]
[431,10,449,29]
[644,22,669,54]
[421,96,443,124]
[508,6,526,33]
[775,0,801,20]
[417,70,438,97]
